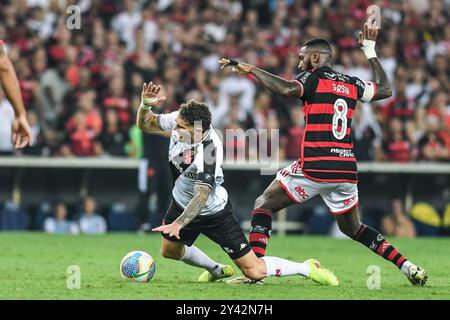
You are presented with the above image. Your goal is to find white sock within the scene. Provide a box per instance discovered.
[180,245,222,276]
[261,256,310,277]
[401,260,413,276]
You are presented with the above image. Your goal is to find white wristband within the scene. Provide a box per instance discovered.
[361,39,377,59]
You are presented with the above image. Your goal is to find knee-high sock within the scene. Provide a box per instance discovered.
[261,256,310,277]
[353,224,412,275]
[180,245,222,276]
[249,209,273,257]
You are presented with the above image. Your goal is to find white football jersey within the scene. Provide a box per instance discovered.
[157,111,228,216]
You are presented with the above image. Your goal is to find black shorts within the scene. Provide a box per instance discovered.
[162,199,251,260]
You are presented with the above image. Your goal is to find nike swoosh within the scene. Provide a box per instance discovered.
[131,270,150,278]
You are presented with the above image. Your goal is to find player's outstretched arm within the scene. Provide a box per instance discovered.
[152,184,211,239]
[359,22,393,101]
[136,82,167,133]
[219,58,300,97]
[0,41,33,148]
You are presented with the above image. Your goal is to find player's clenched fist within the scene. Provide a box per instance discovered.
[218,58,254,75]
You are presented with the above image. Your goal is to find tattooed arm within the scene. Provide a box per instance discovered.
[218,58,300,97]
[136,104,159,132]
[249,67,301,97]
[174,184,211,228]
[152,184,212,239]
[135,82,167,132]
[358,22,393,101]
[367,57,392,101]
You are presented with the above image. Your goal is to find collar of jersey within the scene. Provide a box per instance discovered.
[179,127,212,147]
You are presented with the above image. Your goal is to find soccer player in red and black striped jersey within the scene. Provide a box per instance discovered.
[219,22,427,286]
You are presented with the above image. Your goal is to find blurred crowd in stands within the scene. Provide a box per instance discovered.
[0,0,448,162]
[1,194,450,236]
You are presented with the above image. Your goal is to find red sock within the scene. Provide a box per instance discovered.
[249,209,272,257]
[354,224,407,268]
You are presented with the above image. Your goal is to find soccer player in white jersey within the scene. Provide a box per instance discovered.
[136,82,339,285]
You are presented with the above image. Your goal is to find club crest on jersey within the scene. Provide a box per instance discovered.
[183,150,193,164]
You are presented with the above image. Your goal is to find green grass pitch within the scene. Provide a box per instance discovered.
[0,232,448,300]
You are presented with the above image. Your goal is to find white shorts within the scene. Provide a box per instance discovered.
[276,162,359,215]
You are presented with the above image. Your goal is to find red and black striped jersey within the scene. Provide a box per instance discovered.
[292,66,377,183]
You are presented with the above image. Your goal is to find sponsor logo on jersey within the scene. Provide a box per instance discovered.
[294,186,309,200]
[324,72,349,82]
[331,148,355,158]
[275,268,282,277]
[324,72,337,80]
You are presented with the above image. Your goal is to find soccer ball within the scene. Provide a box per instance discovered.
[120,251,156,282]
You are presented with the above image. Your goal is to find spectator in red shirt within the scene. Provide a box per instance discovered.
[102,76,130,128]
[426,91,450,128]
[377,117,415,163]
[61,111,101,157]
[65,90,103,137]
[418,114,450,162]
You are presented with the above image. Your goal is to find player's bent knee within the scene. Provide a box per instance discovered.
[161,244,184,260]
